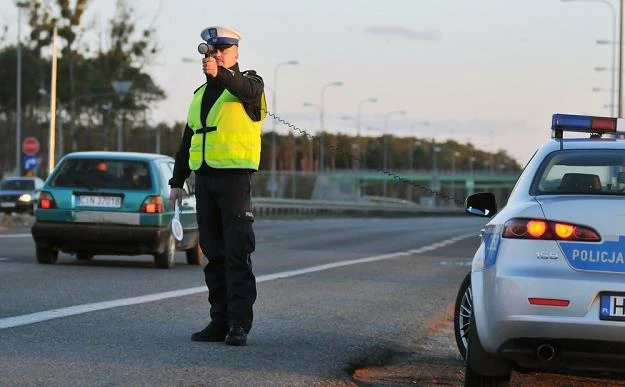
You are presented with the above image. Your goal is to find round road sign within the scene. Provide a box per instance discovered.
[22,137,40,155]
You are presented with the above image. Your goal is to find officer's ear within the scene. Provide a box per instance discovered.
[234,46,239,61]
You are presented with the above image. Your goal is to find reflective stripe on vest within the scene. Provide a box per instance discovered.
[186,84,266,170]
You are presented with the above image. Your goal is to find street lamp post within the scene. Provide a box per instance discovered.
[356,98,377,170]
[569,0,619,116]
[320,81,343,173]
[270,60,298,198]
[451,151,460,206]
[409,121,430,171]
[382,110,406,197]
[431,143,441,207]
[409,140,422,171]
[15,1,29,175]
[432,144,441,173]
[617,0,625,116]
[303,102,322,171]
[340,115,358,169]
[101,103,112,150]
[111,80,132,152]
[365,126,379,171]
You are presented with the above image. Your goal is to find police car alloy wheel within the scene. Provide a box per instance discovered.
[454,272,472,359]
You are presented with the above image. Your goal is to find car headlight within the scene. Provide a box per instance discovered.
[18,193,32,202]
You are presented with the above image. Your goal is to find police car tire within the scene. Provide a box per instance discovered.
[154,233,176,269]
[36,246,58,264]
[454,272,472,359]
[464,313,511,386]
[185,241,203,266]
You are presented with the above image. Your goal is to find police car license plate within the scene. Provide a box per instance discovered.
[600,293,625,321]
[76,195,121,208]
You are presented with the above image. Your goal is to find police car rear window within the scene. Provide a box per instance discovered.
[533,150,625,195]
[50,159,153,190]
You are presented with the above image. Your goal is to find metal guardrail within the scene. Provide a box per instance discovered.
[252,197,464,217]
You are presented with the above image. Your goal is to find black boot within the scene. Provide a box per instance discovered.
[191,321,229,342]
[225,325,248,346]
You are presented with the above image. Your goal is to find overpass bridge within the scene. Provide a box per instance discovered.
[325,169,520,189]
[253,169,521,209]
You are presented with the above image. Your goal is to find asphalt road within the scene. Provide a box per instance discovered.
[2,216,625,386]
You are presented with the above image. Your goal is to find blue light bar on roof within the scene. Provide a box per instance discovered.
[552,113,620,134]
[551,114,592,131]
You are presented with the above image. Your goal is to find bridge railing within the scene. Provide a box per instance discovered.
[252,197,464,217]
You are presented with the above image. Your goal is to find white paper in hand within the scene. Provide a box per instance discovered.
[171,203,183,241]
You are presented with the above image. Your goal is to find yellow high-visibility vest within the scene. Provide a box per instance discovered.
[187,84,266,170]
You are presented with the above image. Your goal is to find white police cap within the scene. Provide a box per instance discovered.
[200,26,241,47]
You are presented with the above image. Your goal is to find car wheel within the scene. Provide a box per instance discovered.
[464,313,511,386]
[454,272,472,359]
[185,241,203,265]
[76,252,93,260]
[154,233,175,269]
[36,246,59,264]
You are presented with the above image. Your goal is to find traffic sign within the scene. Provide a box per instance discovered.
[22,137,40,155]
[24,155,39,171]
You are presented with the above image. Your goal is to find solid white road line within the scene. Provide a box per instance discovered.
[0,233,32,239]
[0,233,476,330]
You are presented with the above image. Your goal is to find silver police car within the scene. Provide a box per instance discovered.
[459,113,625,385]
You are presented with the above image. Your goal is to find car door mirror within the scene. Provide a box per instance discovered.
[465,192,497,217]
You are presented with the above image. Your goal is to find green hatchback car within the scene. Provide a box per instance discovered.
[31,151,201,269]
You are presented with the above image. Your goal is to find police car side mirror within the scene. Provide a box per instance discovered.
[465,192,497,218]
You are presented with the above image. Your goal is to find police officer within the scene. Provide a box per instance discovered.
[169,26,266,346]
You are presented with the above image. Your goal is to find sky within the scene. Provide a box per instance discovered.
[0,0,621,165]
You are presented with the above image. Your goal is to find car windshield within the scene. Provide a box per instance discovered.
[0,179,34,191]
[49,159,153,190]
[534,149,625,195]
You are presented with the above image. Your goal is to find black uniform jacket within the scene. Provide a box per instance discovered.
[169,63,264,188]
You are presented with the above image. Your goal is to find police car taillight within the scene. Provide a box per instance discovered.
[140,196,163,213]
[38,191,56,209]
[502,218,600,241]
[551,113,625,138]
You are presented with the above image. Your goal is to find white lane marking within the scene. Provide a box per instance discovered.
[440,260,472,266]
[0,233,31,239]
[0,233,476,330]
[0,258,8,261]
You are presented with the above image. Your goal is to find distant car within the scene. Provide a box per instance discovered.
[458,113,625,385]
[0,176,45,215]
[31,151,201,269]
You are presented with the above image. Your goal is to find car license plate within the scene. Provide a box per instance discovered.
[76,195,121,208]
[0,202,15,208]
[600,293,625,321]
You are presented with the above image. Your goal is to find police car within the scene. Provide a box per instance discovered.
[458,114,625,385]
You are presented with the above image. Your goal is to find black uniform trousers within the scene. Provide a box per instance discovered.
[194,171,257,333]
